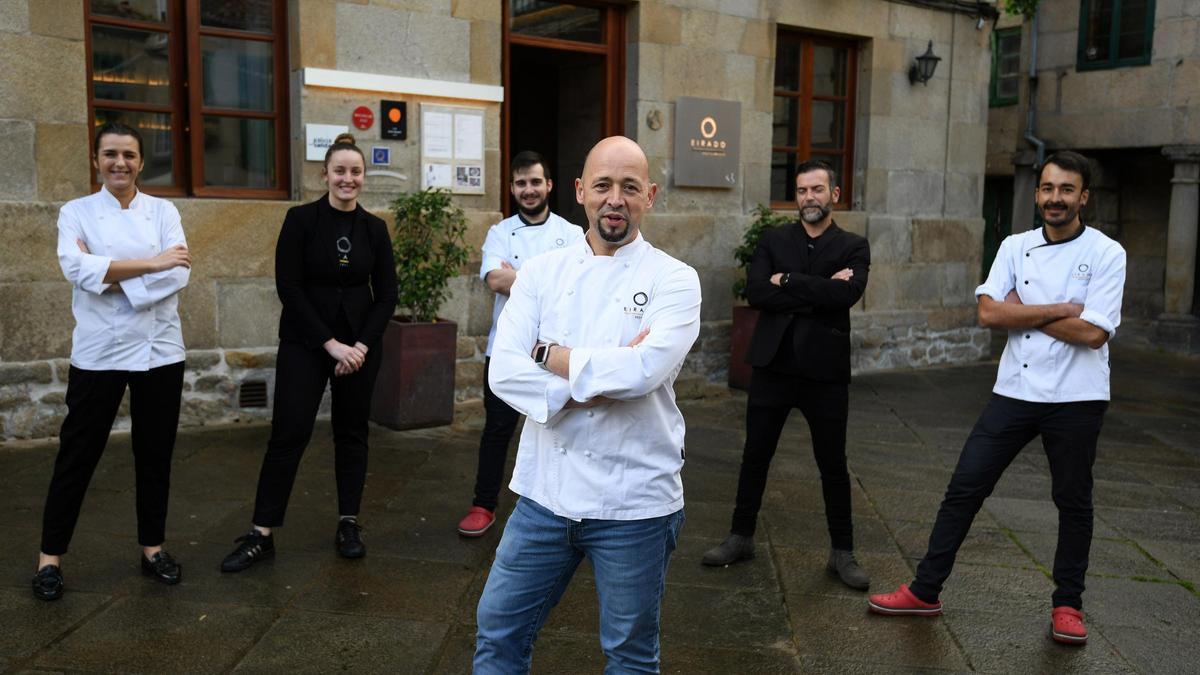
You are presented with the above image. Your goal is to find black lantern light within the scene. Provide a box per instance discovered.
[908,40,941,85]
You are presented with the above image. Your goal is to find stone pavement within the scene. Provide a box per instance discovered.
[1,347,1197,674]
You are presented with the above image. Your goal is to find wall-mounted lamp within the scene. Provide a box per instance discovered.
[908,40,941,85]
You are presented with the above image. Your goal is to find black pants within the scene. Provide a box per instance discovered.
[730,371,853,550]
[472,358,522,511]
[40,362,185,555]
[910,394,1108,609]
[251,339,382,527]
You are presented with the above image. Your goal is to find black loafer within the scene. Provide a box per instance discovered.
[141,551,182,585]
[32,565,64,601]
[335,519,366,559]
[221,530,274,573]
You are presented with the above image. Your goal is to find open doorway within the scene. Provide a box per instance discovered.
[503,1,624,227]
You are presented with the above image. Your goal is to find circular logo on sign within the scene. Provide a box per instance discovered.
[388,107,403,123]
[1078,263,1089,273]
[352,106,374,130]
[556,238,564,246]
[633,292,649,306]
[699,116,717,139]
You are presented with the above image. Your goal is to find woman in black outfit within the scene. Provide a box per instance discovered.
[222,133,396,571]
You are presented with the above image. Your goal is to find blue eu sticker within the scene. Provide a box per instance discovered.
[371,146,390,166]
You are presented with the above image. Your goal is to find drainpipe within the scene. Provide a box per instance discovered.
[1023,7,1044,168]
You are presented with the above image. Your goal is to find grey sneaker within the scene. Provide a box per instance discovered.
[701,534,755,566]
[827,548,870,590]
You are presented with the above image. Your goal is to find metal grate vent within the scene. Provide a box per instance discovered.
[238,380,269,408]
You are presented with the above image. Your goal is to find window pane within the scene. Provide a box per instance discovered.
[999,53,1021,76]
[90,0,166,23]
[200,0,274,33]
[999,74,1019,99]
[1082,0,1113,62]
[94,108,174,187]
[203,116,275,188]
[810,100,845,150]
[201,37,273,111]
[1117,0,1149,59]
[774,37,801,91]
[771,151,796,203]
[511,1,601,43]
[91,25,171,105]
[772,96,798,148]
[812,45,848,97]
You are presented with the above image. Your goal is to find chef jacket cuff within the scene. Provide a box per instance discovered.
[1079,308,1117,338]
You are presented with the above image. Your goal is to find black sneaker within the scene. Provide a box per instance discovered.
[32,565,64,601]
[141,551,182,585]
[220,530,275,573]
[335,519,366,559]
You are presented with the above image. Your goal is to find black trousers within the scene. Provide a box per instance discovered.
[40,362,185,555]
[730,370,853,550]
[472,358,522,511]
[910,394,1108,609]
[251,338,382,527]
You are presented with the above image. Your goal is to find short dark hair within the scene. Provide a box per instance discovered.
[510,151,550,181]
[794,159,838,190]
[324,132,364,168]
[93,121,144,157]
[1041,151,1091,191]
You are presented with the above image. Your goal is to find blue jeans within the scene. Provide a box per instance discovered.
[474,497,684,674]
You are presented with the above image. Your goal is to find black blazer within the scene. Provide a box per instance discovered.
[745,221,870,383]
[275,196,398,350]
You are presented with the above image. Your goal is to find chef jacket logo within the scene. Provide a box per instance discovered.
[1071,263,1092,281]
[624,291,649,316]
[555,237,565,246]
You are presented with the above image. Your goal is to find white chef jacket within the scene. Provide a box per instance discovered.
[479,212,584,356]
[489,234,702,521]
[975,224,1126,403]
[56,186,190,371]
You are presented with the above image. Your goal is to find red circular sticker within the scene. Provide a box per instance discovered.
[352,106,374,130]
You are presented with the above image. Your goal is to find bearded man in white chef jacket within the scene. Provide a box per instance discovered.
[473,136,702,674]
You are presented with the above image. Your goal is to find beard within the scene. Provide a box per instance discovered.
[799,202,831,224]
[594,206,632,243]
[1040,201,1079,228]
[516,194,549,218]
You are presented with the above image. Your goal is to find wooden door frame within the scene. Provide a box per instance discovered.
[501,0,625,216]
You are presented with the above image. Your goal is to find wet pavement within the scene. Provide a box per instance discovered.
[1,347,1197,673]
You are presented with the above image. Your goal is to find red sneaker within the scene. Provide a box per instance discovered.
[457,506,496,537]
[867,584,943,616]
[1050,606,1088,645]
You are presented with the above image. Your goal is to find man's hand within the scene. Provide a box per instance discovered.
[769,272,784,286]
[326,339,366,376]
[831,268,853,281]
[628,327,650,347]
[77,238,91,254]
[485,261,518,296]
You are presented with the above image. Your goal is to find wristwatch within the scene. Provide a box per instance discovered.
[780,272,790,287]
[533,342,555,370]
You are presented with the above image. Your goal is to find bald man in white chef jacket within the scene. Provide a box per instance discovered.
[473,136,702,674]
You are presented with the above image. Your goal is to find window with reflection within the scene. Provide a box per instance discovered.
[990,27,1021,107]
[1078,0,1155,70]
[86,0,288,198]
[771,31,857,207]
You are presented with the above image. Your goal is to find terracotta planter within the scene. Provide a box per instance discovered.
[728,305,760,391]
[369,316,457,430]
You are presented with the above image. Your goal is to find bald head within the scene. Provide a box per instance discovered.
[576,136,658,253]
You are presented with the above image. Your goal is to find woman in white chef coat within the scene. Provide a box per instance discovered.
[33,122,192,601]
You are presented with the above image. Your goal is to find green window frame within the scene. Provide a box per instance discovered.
[1076,0,1155,71]
[989,27,1021,108]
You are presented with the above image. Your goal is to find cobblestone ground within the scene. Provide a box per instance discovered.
[1,348,1197,673]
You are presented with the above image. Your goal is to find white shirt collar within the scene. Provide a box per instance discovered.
[582,232,647,258]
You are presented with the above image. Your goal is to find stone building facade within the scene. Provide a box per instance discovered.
[0,0,998,439]
[985,0,1200,352]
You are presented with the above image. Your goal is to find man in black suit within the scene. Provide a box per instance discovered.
[702,159,871,590]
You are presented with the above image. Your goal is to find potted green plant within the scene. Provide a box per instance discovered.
[370,188,471,430]
[729,204,792,390]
